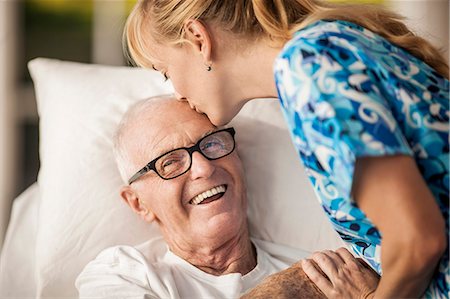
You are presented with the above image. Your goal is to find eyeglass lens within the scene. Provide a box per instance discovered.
[155,130,234,179]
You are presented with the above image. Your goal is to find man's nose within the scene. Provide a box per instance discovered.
[175,91,187,102]
[189,151,215,180]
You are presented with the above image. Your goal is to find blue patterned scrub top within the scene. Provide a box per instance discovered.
[274,20,449,298]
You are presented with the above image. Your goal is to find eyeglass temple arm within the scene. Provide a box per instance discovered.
[128,165,151,185]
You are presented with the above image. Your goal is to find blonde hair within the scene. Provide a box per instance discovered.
[125,0,448,78]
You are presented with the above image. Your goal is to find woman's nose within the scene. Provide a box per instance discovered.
[189,152,215,180]
[175,91,187,101]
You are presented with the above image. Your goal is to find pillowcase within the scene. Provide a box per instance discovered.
[230,102,342,251]
[29,58,342,297]
[30,58,172,297]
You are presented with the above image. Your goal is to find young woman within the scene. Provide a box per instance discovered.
[124,1,449,297]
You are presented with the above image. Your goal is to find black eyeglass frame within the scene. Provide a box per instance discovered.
[128,127,236,184]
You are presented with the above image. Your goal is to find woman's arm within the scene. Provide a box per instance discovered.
[352,155,446,297]
[305,155,446,298]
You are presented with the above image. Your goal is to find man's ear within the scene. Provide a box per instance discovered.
[183,19,212,64]
[120,186,156,223]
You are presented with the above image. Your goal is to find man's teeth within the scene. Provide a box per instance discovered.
[191,185,226,205]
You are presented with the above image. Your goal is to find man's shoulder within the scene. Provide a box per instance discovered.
[90,237,167,266]
[75,237,171,298]
[252,238,310,265]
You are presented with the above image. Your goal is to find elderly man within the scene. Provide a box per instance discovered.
[76,96,378,298]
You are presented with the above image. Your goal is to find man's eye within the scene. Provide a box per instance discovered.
[203,141,222,149]
[162,159,177,168]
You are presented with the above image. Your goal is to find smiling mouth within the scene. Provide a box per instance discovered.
[189,185,227,205]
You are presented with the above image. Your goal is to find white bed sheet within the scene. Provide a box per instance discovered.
[0,183,39,298]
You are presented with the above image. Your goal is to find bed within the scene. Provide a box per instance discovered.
[0,58,343,298]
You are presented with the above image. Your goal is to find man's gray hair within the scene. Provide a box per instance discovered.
[113,95,173,183]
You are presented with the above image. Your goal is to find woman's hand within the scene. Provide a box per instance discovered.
[302,247,379,299]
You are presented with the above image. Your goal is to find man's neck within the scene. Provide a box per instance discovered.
[168,231,257,276]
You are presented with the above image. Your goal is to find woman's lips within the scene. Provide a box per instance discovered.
[187,101,202,113]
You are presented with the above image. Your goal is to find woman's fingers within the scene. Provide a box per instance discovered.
[310,250,342,279]
[335,247,361,270]
[357,258,380,276]
[301,259,333,295]
[335,247,354,262]
[303,249,380,298]
[322,250,346,266]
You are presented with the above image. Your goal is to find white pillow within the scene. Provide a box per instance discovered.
[230,102,342,251]
[29,58,342,298]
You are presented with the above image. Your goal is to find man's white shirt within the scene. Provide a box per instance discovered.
[76,237,309,299]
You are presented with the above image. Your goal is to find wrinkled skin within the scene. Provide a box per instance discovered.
[302,248,380,299]
[241,261,325,299]
[242,248,380,299]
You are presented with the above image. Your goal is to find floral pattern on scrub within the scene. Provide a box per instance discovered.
[274,20,449,298]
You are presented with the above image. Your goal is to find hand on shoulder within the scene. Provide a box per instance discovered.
[302,247,379,299]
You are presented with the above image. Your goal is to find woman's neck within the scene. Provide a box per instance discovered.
[231,40,283,101]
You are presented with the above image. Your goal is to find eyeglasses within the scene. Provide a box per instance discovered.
[128,127,236,184]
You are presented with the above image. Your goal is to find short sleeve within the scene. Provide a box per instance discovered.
[274,27,414,200]
[75,247,160,299]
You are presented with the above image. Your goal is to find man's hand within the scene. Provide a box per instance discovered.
[302,248,380,299]
[241,261,326,299]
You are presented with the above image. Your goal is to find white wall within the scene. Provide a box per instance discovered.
[0,0,130,250]
[388,0,449,61]
[0,1,19,251]
[92,0,127,66]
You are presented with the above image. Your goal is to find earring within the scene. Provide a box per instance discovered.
[205,62,212,72]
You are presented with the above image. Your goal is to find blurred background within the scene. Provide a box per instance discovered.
[0,0,448,250]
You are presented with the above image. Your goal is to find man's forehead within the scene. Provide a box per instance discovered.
[146,125,216,159]
[125,99,216,161]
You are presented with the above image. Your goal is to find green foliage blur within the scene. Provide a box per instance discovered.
[22,0,383,81]
[23,0,93,81]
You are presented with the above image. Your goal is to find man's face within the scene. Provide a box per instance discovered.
[121,100,247,251]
